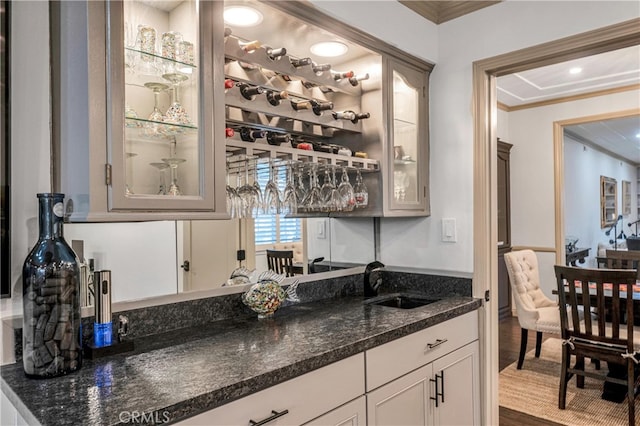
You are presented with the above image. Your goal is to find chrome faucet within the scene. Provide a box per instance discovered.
[364,261,385,297]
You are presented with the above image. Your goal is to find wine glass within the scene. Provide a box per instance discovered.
[225,162,239,217]
[263,161,282,215]
[282,163,298,215]
[251,159,264,215]
[354,169,368,208]
[325,166,343,212]
[125,152,137,195]
[338,167,355,212]
[319,167,334,211]
[149,162,169,195]
[294,166,307,206]
[237,159,257,218]
[162,73,191,125]
[161,157,186,196]
[302,165,322,212]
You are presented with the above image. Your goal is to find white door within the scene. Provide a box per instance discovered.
[431,341,480,426]
[182,219,244,291]
[367,363,433,425]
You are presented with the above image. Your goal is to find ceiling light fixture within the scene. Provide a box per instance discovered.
[636,132,640,139]
[310,41,348,58]
[223,6,263,27]
[569,67,583,75]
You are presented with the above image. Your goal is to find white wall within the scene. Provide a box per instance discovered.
[563,134,637,268]
[4,1,51,318]
[314,0,640,275]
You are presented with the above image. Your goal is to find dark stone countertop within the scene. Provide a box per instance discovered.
[1,295,481,426]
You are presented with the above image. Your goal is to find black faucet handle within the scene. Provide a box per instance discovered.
[365,261,385,272]
[364,261,385,297]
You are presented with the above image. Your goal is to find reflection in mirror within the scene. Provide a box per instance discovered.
[65,217,375,306]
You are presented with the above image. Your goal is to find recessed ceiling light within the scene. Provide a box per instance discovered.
[635,132,640,139]
[569,67,583,75]
[310,41,348,58]
[223,6,263,27]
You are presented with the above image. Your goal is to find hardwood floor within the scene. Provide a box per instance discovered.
[499,316,564,426]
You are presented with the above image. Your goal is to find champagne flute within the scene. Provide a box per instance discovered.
[326,166,343,212]
[354,168,368,208]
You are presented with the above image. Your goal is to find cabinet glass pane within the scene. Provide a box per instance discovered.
[392,70,419,205]
[123,1,200,197]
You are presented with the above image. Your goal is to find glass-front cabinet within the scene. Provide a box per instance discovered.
[384,59,429,215]
[54,0,431,221]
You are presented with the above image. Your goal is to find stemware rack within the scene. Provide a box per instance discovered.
[225,139,379,175]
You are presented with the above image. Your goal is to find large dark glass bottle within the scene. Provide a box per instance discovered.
[22,193,82,378]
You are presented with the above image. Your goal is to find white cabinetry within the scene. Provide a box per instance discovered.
[366,311,479,425]
[177,354,364,426]
[303,396,367,426]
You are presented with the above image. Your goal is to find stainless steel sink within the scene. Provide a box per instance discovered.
[366,294,440,309]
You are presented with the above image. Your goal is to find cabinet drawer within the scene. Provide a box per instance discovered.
[302,396,366,426]
[178,353,365,425]
[366,311,478,391]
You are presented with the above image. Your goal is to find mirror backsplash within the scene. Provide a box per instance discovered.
[64,217,375,306]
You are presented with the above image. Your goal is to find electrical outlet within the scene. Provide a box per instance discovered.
[442,218,457,243]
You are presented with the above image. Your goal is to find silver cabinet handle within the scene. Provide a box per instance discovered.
[249,409,289,426]
[425,338,448,352]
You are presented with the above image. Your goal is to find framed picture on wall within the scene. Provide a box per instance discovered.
[600,176,617,228]
[622,180,631,216]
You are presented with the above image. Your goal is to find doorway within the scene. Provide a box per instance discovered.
[472,18,640,425]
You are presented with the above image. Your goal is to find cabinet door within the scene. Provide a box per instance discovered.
[431,341,480,426]
[367,363,433,425]
[108,0,224,213]
[303,396,367,426]
[384,58,429,216]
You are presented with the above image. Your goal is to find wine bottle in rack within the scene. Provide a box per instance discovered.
[224,79,235,92]
[333,110,371,124]
[290,57,312,68]
[238,83,264,100]
[240,128,266,142]
[312,62,332,73]
[224,27,232,40]
[311,100,334,116]
[291,100,312,111]
[266,90,289,106]
[348,73,370,87]
[265,46,287,60]
[332,70,354,81]
[225,128,235,138]
[239,40,261,53]
[266,132,290,146]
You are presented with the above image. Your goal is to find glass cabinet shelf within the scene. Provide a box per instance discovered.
[125,47,197,71]
[125,117,198,136]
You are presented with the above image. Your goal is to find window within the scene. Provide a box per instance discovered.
[254,162,302,246]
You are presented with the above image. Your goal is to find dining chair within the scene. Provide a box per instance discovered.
[554,265,639,426]
[266,249,295,277]
[504,249,561,369]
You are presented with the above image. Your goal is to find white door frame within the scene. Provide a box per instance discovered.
[472,18,640,425]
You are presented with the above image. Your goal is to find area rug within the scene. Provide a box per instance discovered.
[499,338,639,425]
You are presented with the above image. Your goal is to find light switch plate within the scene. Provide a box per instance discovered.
[442,218,457,243]
[317,221,326,239]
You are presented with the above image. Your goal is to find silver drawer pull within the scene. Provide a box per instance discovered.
[425,338,448,351]
[249,409,289,426]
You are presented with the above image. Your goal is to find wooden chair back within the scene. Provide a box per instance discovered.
[605,249,640,272]
[266,249,294,277]
[554,265,638,424]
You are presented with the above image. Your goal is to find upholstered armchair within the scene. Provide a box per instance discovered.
[504,249,561,369]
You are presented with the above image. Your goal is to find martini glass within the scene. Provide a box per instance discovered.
[149,162,169,195]
[161,157,186,196]
[162,73,191,125]
[144,82,169,136]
